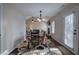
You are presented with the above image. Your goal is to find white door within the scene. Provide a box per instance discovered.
[64,12,78,54]
[64,13,75,48]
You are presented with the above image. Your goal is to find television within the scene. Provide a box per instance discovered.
[31,29,39,34]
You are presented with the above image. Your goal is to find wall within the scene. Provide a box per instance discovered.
[26,18,48,32]
[50,4,79,54]
[30,22,47,32]
[1,4,26,54]
[0,4,1,54]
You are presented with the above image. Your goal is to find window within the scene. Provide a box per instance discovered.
[51,21,55,34]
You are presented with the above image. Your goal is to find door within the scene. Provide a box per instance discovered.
[64,12,78,54]
[64,13,74,48]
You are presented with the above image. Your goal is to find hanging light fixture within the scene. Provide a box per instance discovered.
[37,10,45,22]
[32,10,45,22]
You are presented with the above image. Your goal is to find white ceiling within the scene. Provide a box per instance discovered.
[11,3,66,17]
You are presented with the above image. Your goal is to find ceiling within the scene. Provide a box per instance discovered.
[11,3,66,17]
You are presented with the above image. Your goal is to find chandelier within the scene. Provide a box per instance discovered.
[32,10,45,22]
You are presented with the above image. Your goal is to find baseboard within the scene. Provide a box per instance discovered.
[1,43,20,55]
[1,47,16,55]
[51,37,75,54]
[1,50,9,55]
[1,39,24,55]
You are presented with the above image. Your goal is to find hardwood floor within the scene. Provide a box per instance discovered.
[9,36,74,55]
[49,38,74,55]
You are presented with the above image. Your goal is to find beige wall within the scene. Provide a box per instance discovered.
[0,4,1,32]
[26,18,48,32]
[50,4,79,54]
[1,4,27,54]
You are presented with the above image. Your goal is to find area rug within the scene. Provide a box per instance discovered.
[22,48,62,55]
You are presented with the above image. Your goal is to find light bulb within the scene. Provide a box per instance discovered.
[37,18,41,22]
[42,18,45,21]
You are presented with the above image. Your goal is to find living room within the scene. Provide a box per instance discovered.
[0,3,79,55]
